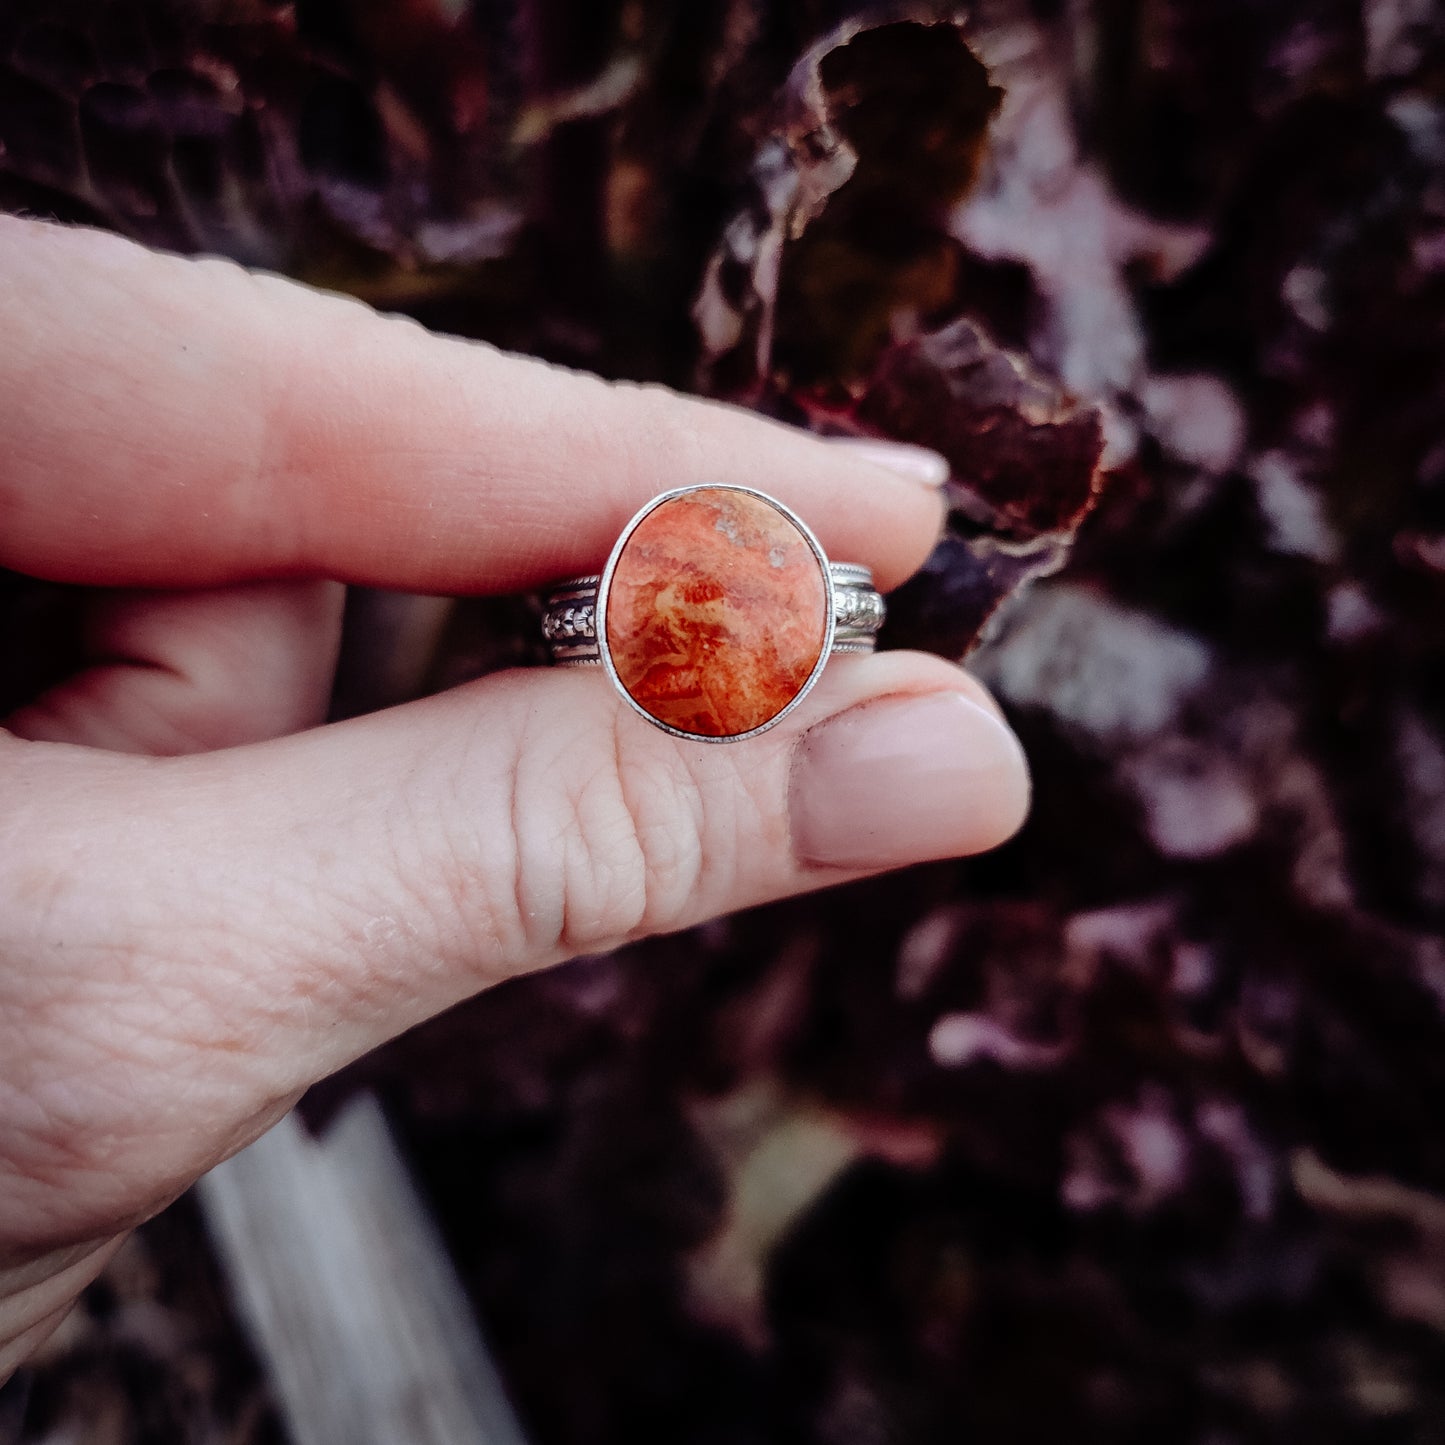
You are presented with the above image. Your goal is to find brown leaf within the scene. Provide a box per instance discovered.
[694,12,999,399]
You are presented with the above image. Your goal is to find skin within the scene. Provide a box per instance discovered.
[0,215,1028,1381]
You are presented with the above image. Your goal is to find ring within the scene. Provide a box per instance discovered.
[539,484,884,742]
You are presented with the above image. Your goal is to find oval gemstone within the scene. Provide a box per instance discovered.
[603,487,831,739]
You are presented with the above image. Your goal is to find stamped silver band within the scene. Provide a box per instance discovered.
[541,563,884,665]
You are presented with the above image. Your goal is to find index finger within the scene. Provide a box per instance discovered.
[0,217,943,594]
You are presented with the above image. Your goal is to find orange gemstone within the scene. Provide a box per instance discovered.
[603,487,831,739]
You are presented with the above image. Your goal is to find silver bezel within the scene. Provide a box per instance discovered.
[594,484,837,744]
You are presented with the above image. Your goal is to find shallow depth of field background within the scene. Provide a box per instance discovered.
[2,1,1444,1441]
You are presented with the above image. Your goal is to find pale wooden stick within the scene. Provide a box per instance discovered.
[198,1097,529,1445]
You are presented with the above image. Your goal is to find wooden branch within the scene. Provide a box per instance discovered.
[198,1097,529,1445]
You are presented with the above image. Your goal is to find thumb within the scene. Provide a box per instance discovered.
[0,652,1027,1244]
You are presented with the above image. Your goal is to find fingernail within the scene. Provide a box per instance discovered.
[828,437,951,487]
[790,691,1030,870]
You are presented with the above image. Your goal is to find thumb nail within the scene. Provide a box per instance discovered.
[828,437,951,487]
[790,691,1030,870]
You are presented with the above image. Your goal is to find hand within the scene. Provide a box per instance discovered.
[0,216,1030,1379]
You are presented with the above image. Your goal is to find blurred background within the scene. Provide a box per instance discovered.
[2,0,1444,1441]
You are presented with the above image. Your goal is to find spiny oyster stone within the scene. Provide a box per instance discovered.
[603,488,829,738]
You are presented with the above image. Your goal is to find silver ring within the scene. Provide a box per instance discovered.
[539,484,884,742]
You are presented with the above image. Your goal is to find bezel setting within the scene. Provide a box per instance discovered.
[594,484,837,744]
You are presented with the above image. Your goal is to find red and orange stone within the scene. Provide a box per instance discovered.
[602,487,831,739]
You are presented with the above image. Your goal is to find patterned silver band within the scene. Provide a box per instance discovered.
[540,562,884,665]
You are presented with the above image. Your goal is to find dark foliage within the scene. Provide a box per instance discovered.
[4,0,1445,1441]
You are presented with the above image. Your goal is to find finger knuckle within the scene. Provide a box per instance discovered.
[509,710,708,960]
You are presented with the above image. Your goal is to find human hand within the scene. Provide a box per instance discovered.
[0,215,1029,1379]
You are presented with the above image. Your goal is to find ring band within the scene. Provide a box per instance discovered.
[541,564,884,661]
[539,485,884,742]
